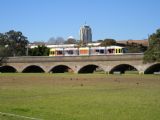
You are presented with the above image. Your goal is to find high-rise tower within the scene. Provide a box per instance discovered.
[80,24,92,44]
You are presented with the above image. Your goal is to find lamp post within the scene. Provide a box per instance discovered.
[26,43,29,56]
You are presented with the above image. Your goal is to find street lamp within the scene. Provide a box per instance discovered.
[26,43,29,56]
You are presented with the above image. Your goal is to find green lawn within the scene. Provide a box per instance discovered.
[0,74,160,120]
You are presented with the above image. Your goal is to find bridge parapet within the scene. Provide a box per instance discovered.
[1,53,159,74]
[7,53,144,63]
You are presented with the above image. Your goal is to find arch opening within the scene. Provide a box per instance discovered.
[144,63,160,74]
[110,64,138,74]
[78,64,104,74]
[50,65,73,73]
[0,66,17,73]
[22,65,45,73]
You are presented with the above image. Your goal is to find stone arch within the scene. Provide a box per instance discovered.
[78,64,105,74]
[109,64,138,74]
[144,63,160,74]
[50,65,74,73]
[0,65,17,73]
[22,65,45,73]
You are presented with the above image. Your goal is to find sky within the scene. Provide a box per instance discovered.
[0,0,160,42]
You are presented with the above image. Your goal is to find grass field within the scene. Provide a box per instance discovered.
[0,73,160,120]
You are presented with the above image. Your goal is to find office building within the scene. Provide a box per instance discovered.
[80,25,92,44]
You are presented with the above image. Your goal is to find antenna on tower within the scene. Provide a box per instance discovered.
[85,21,87,26]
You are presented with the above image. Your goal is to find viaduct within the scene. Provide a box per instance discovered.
[0,54,160,74]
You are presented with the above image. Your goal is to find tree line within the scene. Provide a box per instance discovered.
[143,29,160,63]
[0,29,160,64]
[0,30,28,57]
[0,30,28,65]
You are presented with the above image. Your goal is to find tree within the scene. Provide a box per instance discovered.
[77,40,86,47]
[64,38,77,44]
[97,40,103,43]
[0,45,9,65]
[0,30,29,56]
[55,37,65,45]
[100,39,116,46]
[28,45,50,56]
[47,37,56,45]
[32,41,45,46]
[126,42,147,53]
[148,29,160,46]
[47,37,65,45]
[143,29,160,63]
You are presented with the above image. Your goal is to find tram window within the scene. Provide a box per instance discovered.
[108,49,114,53]
[50,51,54,55]
[53,51,55,55]
[100,49,104,53]
[68,50,73,54]
[95,49,99,53]
[119,49,121,53]
[108,49,111,53]
[57,51,63,55]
